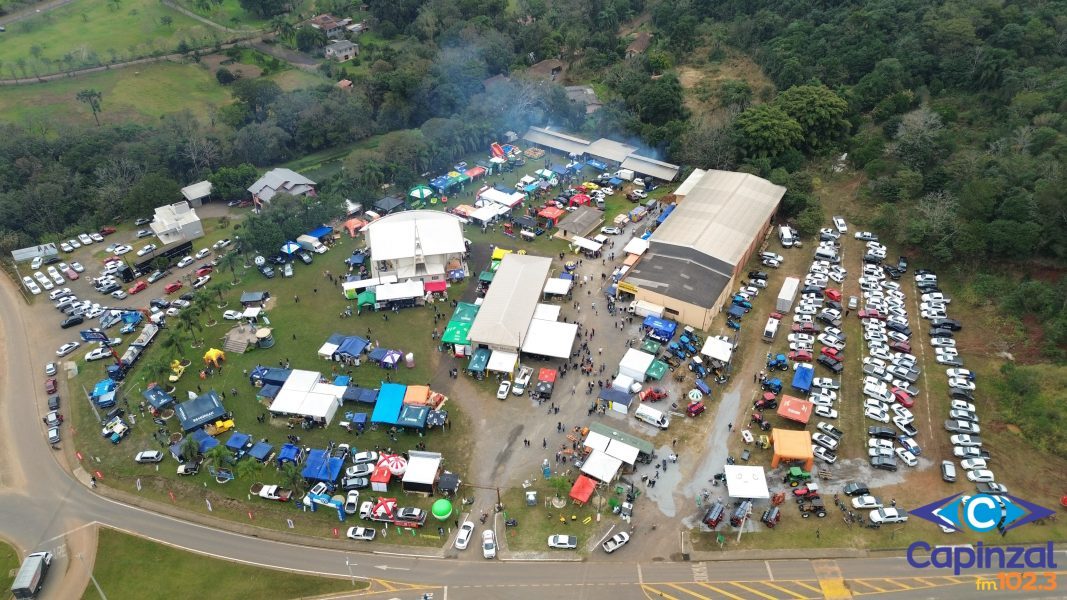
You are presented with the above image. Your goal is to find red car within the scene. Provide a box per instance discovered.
[641,388,668,402]
[820,347,841,359]
[788,349,813,362]
[792,322,817,333]
[99,226,117,235]
[195,266,213,277]
[889,340,911,353]
[128,280,148,294]
[825,288,842,302]
[164,281,183,294]
[45,378,57,394]
[857,309,886,321]
[769,312,784,320]
[892,388,914,408]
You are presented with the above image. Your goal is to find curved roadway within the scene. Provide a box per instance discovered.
[0,275,1055,600]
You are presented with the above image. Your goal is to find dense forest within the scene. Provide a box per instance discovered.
[0,0,1064,352]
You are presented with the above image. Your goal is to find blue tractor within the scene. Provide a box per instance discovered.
[766,353,789,371]
[761,378,783,394]
[689,356,707,378]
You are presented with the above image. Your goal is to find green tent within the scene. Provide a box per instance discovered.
[467,348,490,372]
[479,271,495,283]
[441,320,472,345]
[357,290,376,307]
[646,360,669,381]
[450,301,480,323]
[409,185,434,200]
[641,339,661,356]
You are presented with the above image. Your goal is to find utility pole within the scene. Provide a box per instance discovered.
[77,552,108,600]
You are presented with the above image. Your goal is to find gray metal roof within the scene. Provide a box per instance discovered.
[625,253,731,309]
[651,169,785,269]
[555,206,604,239]
[247,168,316,202]
[523,127,590,156]
[468,254,552,351]
[586,138,637,164]
[620,154,680,181]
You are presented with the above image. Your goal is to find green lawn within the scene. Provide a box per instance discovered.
[175,0,268,30]
[82,527,360,599]
[0,0,221,76]
[0,540,18,597]
[499,480,622,553]
[0,61,230,125]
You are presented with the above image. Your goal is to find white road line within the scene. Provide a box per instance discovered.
[39,520,101,544]
[765,560,774,580]
[637,562,644,584]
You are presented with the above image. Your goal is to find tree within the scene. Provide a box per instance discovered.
[180,435,200,462]
[208,281,229,307]
[154,257,170,273]
[140,357,172,388]
[215,67,237,85]
[76,89,104,125]
[238,0,288,18]
[160,330,190,360]
[234,457,261,480]
[795,202,825,236]
[629,75,686,126]
[294,26,327,52]
[208,163,258,202]
[230,79,281,122]
[279,462,304,492]
[271,16,295,41]
[773,84,850,152]
[160,15,173,28]
[891,106,943,170]
[125,173,181,216]
[217,251,243,285]
[733,104,803,158]
[232,122,290,166]
[205,444,234,467]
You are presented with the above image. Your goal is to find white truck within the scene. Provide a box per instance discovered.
[613,169,635,181]
[627,299,664,318]
[11,552,51,599]
[776,277,800,312]
[297,234,328,254]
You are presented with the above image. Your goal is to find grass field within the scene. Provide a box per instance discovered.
[0,61,230,125]
[0,0,220,76]
[82,527,360,599]
[0,540,18,596]
[176,0,268,30]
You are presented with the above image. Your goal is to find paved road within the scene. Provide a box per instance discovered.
[0,251,1062,600]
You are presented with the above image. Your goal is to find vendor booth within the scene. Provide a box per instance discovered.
[770,429,815,471]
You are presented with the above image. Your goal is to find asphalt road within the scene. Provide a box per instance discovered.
[0,262,1062,600]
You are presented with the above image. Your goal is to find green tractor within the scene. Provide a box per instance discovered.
[783,466,812,487]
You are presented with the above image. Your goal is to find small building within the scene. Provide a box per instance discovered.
[180,181,212,207]
[564,85,602,114]
[247,168,316,205]
[308,14,349,38]
[239,291,270,307]
[345,20,368,35]
[150,201,204,245]
[336,79,353,90]
[625,31,652,59]
[324,40,357,62]
[364,210,467,284]
[527,59,565,80]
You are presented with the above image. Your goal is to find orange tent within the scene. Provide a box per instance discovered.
[452,204,477,217]
[770,428,814,471]
[344,218,367,237]
[569,475,596,505]
[776,395,813,424]
[537,205,565,226]
[403,385,430,405]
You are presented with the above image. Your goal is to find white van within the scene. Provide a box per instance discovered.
[763,317,780,343]
[779,226,795,248]
[814,247,838,261]
[634,404,670,429]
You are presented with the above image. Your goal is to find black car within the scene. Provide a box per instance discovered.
[949,388,974,401]
[98,283,120,294]
[801,287,824,297]
[341,476,369,491]
[916,283,940,293]
[817,355,844,373]
[61,315,84,328]
[915,268,935,276]
[179,292,195,302]
[870,456,898,471]
[47,395,61,410]
[863,253,883,264]
[259,265,275,279]
[930,318,962,331]
[748,271,768,280]
[976,482,1007,495]
[896,256,908,272]
[843,482,869,497]
[149,298,170,309]
[887,322,911,336]
[929,328,953,338]
[868,426,896,440]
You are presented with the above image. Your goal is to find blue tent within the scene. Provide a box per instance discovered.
[281,241,300,255]
[191,428,219,453]
[608,177,623,186]
[249,441,273,462]
[142,387,174,411]
[656,204,675,225]
[258,384,281,399]
[343,386,377,404]
[225,431,252,453]
[642,316,678,342]
[301,449,343,482]
[598,388,632,407]
[346,253,366,266]
[368,347,388,363]
[276,443,302,467]
[371,383,405,425]
[335,336,369,358]
[308,225,333,239]
[325,332,347,345]
[397,404,429,429]
[550,164,569,176]
[175,391,226,432]
[250,367,291,386]
[587,159,607,171]
[333,375,351,386]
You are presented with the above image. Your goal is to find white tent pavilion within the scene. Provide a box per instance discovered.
[723,465,770,499]
[521,319,578,358]
[580,450,622,482]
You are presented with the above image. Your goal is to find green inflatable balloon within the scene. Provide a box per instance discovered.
[431,498,453,521]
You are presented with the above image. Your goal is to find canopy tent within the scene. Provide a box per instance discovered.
[346,253,367,267]
[269,385,343,425]
[640,339,661,355]
[342,275,398,296]
[535,168,554,179]
[374,195,405,213]
[656,204,675,224]
[570,236,603,253]
[569,475,597,505]
[225,431,252,453]
[452,204,476,218]
[379,453,408,476]
[276,443,302,466]
[249,441,273,462]
[467,348,490,372]
[477,270,495,283]
[542,278,572,296]
[723,465,771,499]
[381,349,403,368]
[301,448,344,482]
[450,302,479,323]
[239,291,269,305]
[368,347,389,363]
[622,237,649,256]
[568,193,591,207]
[397,404,430,429]
[486,350,518,374]
[537,206,565,226]
[375,280,424,302]
[318,341,340,359]
[402,451,442,493]
[580,450,622,483]
[343,386,377,404]
[465,166,486,179]
[538,368,557,383]
[701,337,734,364]
[618,348,655,381]
[588,422,654,457]
[521,319,578,358]
[623,254,640,267]
[335,336,369,358]
[478,187,524,208]
[645,360,669,381]
[491,247,513,261]
[242,307,262,319]
[344,218,367,237]
[583,431,611,452]
[727,305,746,319]
[532,303,561,321]
[249,367,290,386]
[441,320,472,346]
[605,439,640,465]
[281,241,301,255]
[371,383,405,425]
[370,465,392,492]
[612,374,636,393]
[776,395,813,424]
[424,280,447,293]
[175,391,226,432]
[403,385,430,405]
[142,386,174,411]
[642,316,678,342]
[308,226,333,239]
[771,429,815,472]
[470,205,500,224]
[356,290,376,307]
[409,185,434,200]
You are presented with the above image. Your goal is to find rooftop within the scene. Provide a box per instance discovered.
[624,252,731,309]
[468,254,552,350]
[626,31,652,55]
[586,138,638,164]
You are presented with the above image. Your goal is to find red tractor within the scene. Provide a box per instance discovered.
[750,411,772,432]
[754,392,778,410]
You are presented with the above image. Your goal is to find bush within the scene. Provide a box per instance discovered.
[215,67,237,85]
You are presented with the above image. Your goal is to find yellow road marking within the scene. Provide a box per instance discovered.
[946,577,964,584]
[726,581,778,600]
[818,578,852,599]
[850,580,887,592]
[912,577,939,587]
[879,578,912,590]
[695,582,746,600]
[795,580,825,593]
[763,581,812,599]
[663,582,712,599]
[376,579,395,592]
[643,584,680,600]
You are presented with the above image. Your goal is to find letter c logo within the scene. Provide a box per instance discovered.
[965,496,998,531]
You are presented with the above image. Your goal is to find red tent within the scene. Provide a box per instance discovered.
[569,193,591,206]
[538,368,557,383]
[465,166,486,179]
[776,395,813,424]
[425,281,447,293]
[569,475,596,505]
[537,205,565,226]
[370,465,392,492]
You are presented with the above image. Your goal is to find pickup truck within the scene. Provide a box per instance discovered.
[204,419,235,436]
[512,366,533,396]
[250,483,293,502]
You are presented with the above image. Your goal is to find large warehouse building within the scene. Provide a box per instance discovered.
[467,254,552,353]
[618,169,786,329]
[522,127,681,182]
[363,210,467,284]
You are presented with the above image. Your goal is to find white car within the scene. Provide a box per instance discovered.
[114,244,133,255]
[90,232,104,243]
[137,244,158,257]
[70,262,85,273]
[56,342,81,357]
[812,433,838,451]
[854,231,878,241]
[85,347,111,362]
[817,334,845,350]
[344,490,361,514]
[814,405,838,419]
[195,248,211,259]
[788,333,815,344]
[869,446,894,458]
[852,495,883,509]
[812,378,839,390]
[950,434,982,447]
[78,233,93,245]
[922,293,950,303]
[213,238,232,250]
[223,310,243,320]
[110,290,128,300]
[67,238,81,249]
[895,447,918,467]
[601,531,630,554]
[600,226,622,235]
[960,458,988,471]
[948,377,975,391]
[346,526,376,541]
[813,445,837,464]
[134,450,165,463]
[832,216,847,233]
[949,409,978,423]
[482,530,497,559]
[966,469,996,483]
[177,256,195,268]
[865,407,890,423]
[496,381,511,399]
[868,438,893,450]
[60,242,74,252]
[946,368,974,380]
[547,534,578,549]
[193,275,211,288]
[455,521,475,550]
[49,287,72,301]
[890,405,913,423]
[870,507,908,524]
[808,394,834,407]
[951,400,976,412]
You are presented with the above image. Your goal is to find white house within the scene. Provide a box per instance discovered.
[363,210,467,284]
[151,201,204,245]
[247,168,316,205]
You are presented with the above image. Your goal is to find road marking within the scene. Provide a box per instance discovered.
[642,584,680,600]
[726,581,777,600]
[794,581,825,593]
[763,581,811,599]
[663,582,710,599]
[691,563,707,582]
[39,520,101,544]
[878,578,912,590]
[850,579,886,592]
[764,560,774,580]
[694,582,745,600]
